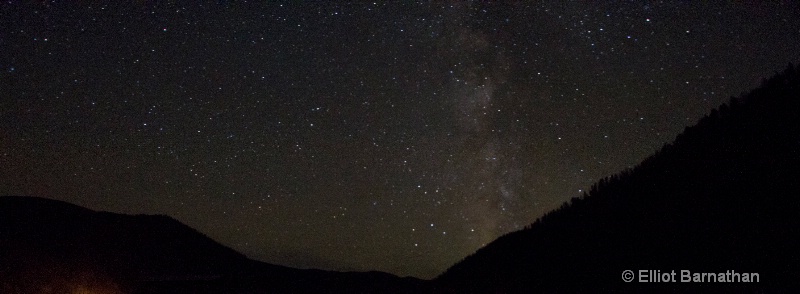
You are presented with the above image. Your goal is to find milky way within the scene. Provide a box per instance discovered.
[1,2,799,278]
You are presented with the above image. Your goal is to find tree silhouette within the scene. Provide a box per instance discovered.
[435,64,800,293]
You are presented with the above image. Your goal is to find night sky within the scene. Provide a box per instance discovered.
[2,2,799,279]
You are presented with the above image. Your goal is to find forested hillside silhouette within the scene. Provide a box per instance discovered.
[435,64,800,293]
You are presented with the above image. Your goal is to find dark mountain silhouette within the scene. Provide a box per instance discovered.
[434,64,800,293]
[0,196,426,294]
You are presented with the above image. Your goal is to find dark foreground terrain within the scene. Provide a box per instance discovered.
[0,196,426,294]
[435,65,800,293]
[3,65,800,293]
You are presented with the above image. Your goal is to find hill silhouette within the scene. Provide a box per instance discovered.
[0,196,425,294]
[434,64,800,293]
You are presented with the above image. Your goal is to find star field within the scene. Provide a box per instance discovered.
[2,2,799,278]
